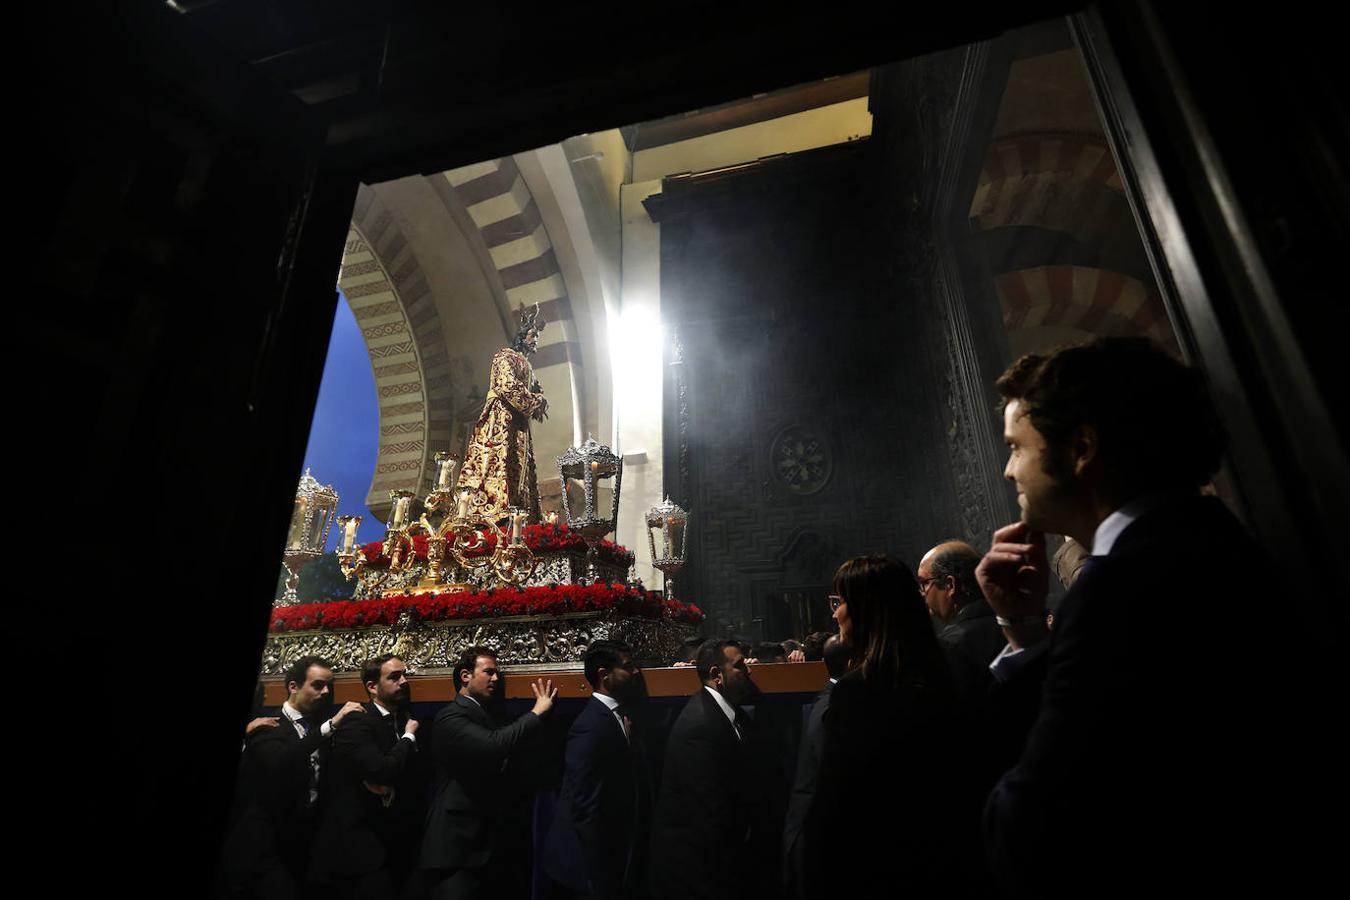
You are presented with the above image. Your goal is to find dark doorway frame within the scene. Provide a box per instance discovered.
[43,4,1345,896]
[1071,4,1349,598]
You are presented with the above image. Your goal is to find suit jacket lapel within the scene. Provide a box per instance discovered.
[698,687,741,745]
[456,693,493,728]
[590,695,629,746]
[366,700,401,748]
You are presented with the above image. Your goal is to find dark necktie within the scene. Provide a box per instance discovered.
[295,716,320,806]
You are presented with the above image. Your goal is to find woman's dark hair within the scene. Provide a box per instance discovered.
[833,555,947,689]
[995,337,1227,507]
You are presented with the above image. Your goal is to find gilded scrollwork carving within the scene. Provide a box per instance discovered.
[260,611,694,676]
[350,552,627,601]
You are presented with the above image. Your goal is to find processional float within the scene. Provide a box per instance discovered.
[260,305,701,676]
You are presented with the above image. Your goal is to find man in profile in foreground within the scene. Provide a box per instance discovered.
[978,337,1337,898]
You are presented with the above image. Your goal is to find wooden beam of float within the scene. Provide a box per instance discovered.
[262,661,827,705]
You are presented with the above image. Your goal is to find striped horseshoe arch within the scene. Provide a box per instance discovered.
[440,157,585,381]
[994,265,1178,351]
[339,186,456,521]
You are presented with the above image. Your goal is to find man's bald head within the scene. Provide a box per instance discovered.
[918,540,983,622]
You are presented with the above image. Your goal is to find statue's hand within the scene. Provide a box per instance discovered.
[533,396,549,422]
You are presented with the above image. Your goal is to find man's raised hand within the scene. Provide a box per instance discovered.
[976,521,1050,619]
[530,678,558,717]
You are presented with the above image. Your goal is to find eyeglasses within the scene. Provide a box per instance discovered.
[917,576,942,592]
[828,594,846,612]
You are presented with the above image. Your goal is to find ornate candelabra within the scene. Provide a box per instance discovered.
[558,437,623,583]
[646,496,689,601]
[280,469,339,605]
[335,514,365,579]
[408,453,463,594]
[382,489,419,572]
[349,453,539,597]
[487,508,537,586]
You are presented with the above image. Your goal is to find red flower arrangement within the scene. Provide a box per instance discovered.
[356,523,633,567]
[270,583,704,633]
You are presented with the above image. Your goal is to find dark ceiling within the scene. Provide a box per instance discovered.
[116,0,1082,181]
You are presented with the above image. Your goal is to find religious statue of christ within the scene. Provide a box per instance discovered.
[456,303,549,525]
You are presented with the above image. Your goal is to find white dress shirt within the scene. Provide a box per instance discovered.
[281,700,333,738]
[592,690,629,741]
[280,700,330,807]
[373,700,417,744]
[1091,493,1171,556]
[990,493,1177,677]
[703,685,742,740]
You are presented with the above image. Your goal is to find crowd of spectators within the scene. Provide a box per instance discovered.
[216,337,1336,899]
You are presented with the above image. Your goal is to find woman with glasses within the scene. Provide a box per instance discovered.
[803,555,974,898]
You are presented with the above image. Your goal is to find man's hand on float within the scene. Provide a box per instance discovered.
[530,678,558,717]
[787,649,806,663]
[332,701,366,727]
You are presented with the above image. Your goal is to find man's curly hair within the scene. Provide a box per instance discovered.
[995,337,1227,507]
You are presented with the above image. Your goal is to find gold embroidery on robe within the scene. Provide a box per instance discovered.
[457,348,545,524]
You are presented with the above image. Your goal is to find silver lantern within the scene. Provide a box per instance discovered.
[646,496,689,601]
[280,469,339,605]
[557,436,623,582]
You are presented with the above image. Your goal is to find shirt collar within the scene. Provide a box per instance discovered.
[703,684,739,727]
[1092,493,1172,556]
[281,701,304,722]
[592,691,621,712]
[372,700,392,717]
[461,693,482,709]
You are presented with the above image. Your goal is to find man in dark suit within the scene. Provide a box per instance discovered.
[919,539,1006,703]
[649,638,759,900]
[782,634,848,897]
[310,654,421,899]
[543,639,652,900]
[977,338,1335,898]
[215,655,364,899]
[420,645,557,900]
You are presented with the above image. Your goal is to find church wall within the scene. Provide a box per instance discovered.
[649,46,1034,639]
[631,97,872,183]
[611,178,667,587]
[651,140,948,640]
